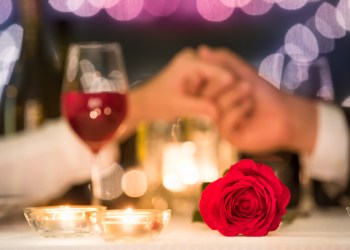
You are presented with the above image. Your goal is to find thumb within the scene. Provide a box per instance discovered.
[177,97,218,121]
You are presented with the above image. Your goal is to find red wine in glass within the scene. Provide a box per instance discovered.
[62,92,127,153]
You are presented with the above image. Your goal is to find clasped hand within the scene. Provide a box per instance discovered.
[128,45,317,155]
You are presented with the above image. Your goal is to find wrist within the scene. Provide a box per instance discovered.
[126,86,146,126]
[115,86,147,141]
[285,95,318,154]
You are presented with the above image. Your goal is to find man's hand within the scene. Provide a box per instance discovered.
[198,45,318,154]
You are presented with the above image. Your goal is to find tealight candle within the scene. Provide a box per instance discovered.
[24,205,106,237]
[99,208,171,241]
[49,206,87,231]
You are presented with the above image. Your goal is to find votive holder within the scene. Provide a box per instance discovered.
[24,205,106,237]
[98,208,171,242]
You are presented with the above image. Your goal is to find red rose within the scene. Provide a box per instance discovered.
[199,159,290,236]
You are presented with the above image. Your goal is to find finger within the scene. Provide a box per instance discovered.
[185,73,202,96]
[198,72,239,99]
[198,45,257,80]
[216,81,252,112]
[177,97,218,121]
[189,59,234,92]
[219,98,253,137]
[198,45,230,72]
[171,48,234,96]
[173,47,196,63]
[196,46,226,73]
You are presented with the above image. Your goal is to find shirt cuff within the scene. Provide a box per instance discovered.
[301,102,349,188]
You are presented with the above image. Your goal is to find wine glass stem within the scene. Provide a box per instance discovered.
[91,154,101,206]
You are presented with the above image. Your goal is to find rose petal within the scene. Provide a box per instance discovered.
[217,195,240,236]
[250,177,277,230]
[222,180,268,235]
[268,181,291,231]
[224,188,247,219]
[226,159,257,177]
[199,178,223,230]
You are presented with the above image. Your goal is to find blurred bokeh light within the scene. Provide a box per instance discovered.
[0,0,13,25]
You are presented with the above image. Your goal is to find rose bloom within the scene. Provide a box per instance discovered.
[199,159,290,236]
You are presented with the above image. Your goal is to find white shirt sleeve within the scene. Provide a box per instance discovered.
[0,119,118,206]
[301,102,349,188]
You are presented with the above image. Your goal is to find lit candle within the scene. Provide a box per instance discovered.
[24,205,105,237]
[50,206,85,230]
[99,209,171,241]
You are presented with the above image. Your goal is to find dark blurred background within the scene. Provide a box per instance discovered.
[2,0,350,126]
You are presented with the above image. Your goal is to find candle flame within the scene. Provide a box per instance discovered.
[121,208,144,225]
[53,207,77,221]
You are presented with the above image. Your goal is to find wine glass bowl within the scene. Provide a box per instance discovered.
[62,42,128,153]
[62,91,127,153]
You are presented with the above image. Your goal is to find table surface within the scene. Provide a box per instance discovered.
[0,209,350,250]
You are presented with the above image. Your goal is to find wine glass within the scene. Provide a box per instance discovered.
[61,42,128,204]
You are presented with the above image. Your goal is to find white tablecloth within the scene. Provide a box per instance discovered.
[0,209,349,250]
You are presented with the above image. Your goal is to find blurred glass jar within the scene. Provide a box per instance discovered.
[136,118,237,216]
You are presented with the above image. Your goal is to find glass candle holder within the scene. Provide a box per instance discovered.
[137,118,236,216]
[98,208,171,241]
[23,205,106,237]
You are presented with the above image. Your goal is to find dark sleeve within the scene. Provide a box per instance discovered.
[342,108,350,198]
[341,107,350,128]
